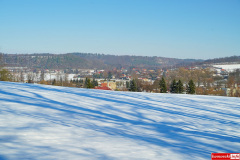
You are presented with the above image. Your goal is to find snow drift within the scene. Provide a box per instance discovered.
[0,81,239,160]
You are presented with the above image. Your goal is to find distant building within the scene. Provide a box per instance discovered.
[100,81,116,90]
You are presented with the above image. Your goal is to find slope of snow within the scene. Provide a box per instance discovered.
[213,64,240,72]
[0,81,239,160]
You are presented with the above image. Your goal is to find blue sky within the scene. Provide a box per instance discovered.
[0,0,239,59]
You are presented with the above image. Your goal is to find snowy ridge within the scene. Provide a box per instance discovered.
[0,81,239,160]
[213,64,240,72]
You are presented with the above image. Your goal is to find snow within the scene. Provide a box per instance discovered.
[213,64,240,72]
[0,81,239,160]
[44,73,76,81]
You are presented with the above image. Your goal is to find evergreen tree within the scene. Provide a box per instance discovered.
[108,71,112,80]
[126,81,130,89]
[92,78,98,87]
[187,79,195,94]
[84,78,89,88]
[60,77,63,86]
[177,80,184,93]
[129,79,137,92]
[85,78,93,88]
[52,79,56,85]
[170,79,177,93]
[79,79,83,84]
[159,77,167,93]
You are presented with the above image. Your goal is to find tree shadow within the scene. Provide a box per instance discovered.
[0,82,240,159]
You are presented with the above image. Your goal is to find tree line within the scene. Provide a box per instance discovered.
[129,77,196,94]
[1,52,239,97]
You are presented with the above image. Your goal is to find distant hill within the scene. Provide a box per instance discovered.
[2,53,106,70]
[200,56,240,65]
[2,53,239,70]
[1,53,202,70]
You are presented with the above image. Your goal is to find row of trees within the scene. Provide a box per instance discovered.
[84,78,98,88]
[50,77,99,88]
[0,60,238,97]
[159,77,195,94]
[170,79,184,93]
[129,77,196,94]
[128,67,239,97]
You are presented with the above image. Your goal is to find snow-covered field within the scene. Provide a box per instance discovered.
[0,81,239,160]
[213,64,240,72]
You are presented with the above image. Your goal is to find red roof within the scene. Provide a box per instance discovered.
[94,86,112,90]
[101,83,108,87]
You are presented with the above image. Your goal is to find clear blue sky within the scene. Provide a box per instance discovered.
[0,0,239,59]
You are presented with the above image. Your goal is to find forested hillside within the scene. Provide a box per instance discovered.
[1,53,201,70]
[3,53,239,70]
[200,56,240,64]
[2,53,106,69]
